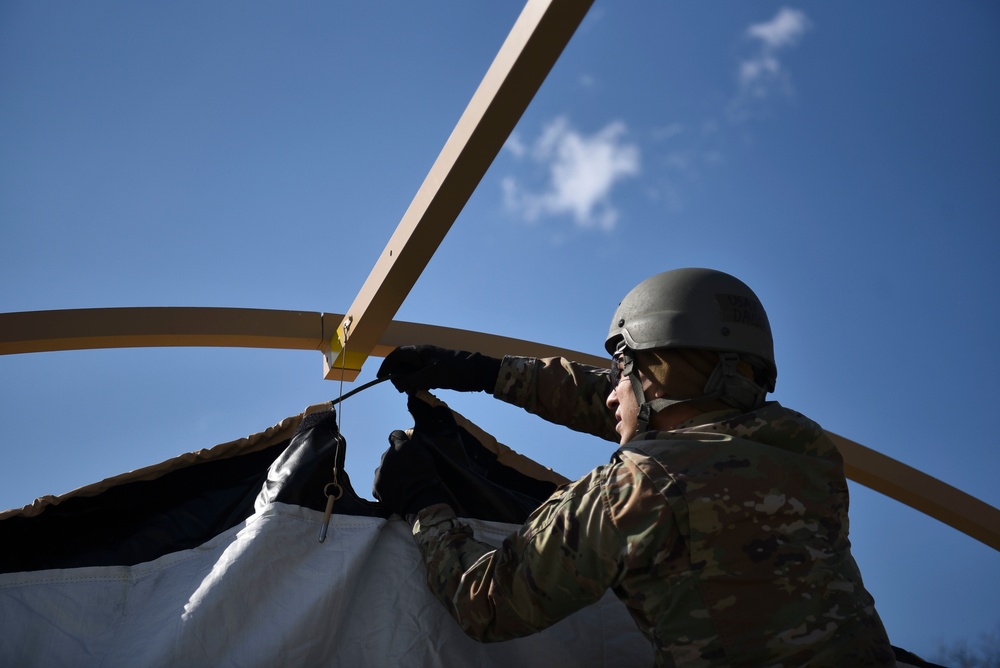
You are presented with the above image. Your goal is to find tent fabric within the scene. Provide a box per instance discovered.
[0,398,654,666]
[0,396,559,573]
[0,407,307,522]
[0,504,650,666]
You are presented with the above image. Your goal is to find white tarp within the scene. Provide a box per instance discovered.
[1,501,652,667]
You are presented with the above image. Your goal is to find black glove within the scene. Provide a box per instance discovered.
[405,394,469,464]
[377,345,502,394]
[372,430,449,518]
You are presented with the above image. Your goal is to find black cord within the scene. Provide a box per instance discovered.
[329,375,394,406]
[331,358,443,406]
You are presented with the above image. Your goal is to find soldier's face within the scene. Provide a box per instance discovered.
[606,368,651,446]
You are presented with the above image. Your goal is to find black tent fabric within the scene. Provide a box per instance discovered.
[0,395,556,574]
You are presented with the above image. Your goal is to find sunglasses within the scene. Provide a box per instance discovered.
[609,350,632,386]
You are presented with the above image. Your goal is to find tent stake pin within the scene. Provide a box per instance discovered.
[319,481,343,543]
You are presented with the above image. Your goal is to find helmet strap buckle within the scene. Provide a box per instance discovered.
[704,352,766,411]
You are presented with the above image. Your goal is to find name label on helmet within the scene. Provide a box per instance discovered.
[716,294,768,330]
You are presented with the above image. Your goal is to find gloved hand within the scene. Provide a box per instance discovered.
[377,345,502,394]
[372,430,449,518]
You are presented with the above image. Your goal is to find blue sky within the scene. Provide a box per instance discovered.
[2,1,998,660]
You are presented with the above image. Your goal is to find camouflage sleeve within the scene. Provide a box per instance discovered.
[493,356,618,442]
[411,469,628,643]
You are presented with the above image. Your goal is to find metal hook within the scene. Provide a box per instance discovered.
[318,481,344,543]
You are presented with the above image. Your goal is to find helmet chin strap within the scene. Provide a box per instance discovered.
[624,350,766,437]
[622,349,714,435]
[631,373,719,434]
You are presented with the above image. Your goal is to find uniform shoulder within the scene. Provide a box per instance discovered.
[678,402,840,460]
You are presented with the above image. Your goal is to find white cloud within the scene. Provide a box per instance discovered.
[732,7,812,117]
[502,117,640,231]
[739,54,781,92]
[747,7,810,50]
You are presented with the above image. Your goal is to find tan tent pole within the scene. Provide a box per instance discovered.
[0,307,326,354]
[0,307,603,364]
[2,306,998,551]
[324,0,595,381]
[829,432,1000,551]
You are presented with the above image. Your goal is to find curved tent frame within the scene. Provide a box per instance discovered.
[2,0,997,555]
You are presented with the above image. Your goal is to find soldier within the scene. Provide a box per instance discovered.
[373,267,896,666]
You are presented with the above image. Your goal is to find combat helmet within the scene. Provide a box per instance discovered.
[606,268,776,432]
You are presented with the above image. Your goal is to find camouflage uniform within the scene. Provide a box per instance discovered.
[411,356,896,667]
